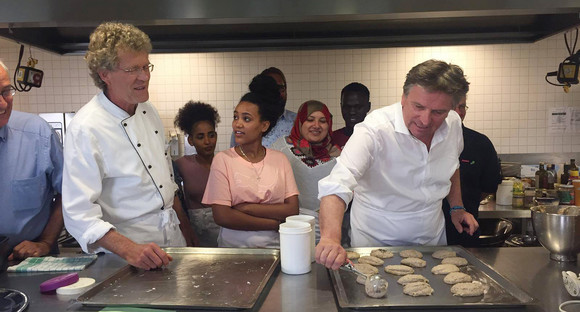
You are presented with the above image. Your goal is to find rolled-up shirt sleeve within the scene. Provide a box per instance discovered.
[318,123,376,208]
[62,126,114,253]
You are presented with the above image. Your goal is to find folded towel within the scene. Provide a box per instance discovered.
[7,255,98,272]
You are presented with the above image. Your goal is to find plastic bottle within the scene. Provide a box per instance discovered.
[535,162,548,190]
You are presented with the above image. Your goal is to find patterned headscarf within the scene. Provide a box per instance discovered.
[288,100,341,161]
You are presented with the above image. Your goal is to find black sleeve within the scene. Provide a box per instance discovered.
[479,137,501,194]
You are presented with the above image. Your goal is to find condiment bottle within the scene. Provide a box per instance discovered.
[535,162,549,190]
[547,164,556,189]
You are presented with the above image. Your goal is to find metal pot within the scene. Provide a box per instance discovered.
[0,235,9,272]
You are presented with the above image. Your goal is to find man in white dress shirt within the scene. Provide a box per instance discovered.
[62,22,194,270]
[316,60,479,270]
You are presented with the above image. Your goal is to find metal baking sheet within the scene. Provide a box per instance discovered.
[78,247,279,310]
[330,246,535,309]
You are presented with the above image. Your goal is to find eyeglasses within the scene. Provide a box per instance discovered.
[457,104,469,111]
[118,64,154,75]
[1,86,16,100]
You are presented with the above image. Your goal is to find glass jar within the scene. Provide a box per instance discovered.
[558,184,574,205]
[524,187,535,208]
[512,193,524,208]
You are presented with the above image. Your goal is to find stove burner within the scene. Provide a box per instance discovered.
[0,288,28,312]
[505,234,541,247]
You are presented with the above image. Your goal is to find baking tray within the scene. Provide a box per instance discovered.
[329,246,535,309]
[78,247,279,310]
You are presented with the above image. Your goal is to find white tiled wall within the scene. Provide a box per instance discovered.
[1,32,579,153]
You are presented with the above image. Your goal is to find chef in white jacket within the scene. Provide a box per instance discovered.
[62,22,195,270]
[316,60,479,270]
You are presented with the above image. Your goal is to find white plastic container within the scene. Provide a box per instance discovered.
[286,215,316,263]
[279,221,312,275]
[497,180,514,206]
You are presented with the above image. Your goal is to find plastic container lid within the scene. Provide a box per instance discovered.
[56,277,96,295]
[279,221,311,234]
[39,273,79,293]
[500,180,514,186]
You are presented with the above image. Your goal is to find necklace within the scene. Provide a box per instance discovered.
[238,145,265,181]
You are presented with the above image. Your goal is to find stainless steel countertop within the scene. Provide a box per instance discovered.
[1,247,577,312]
[479,200,532,219]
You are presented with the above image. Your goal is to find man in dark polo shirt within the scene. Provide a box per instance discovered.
[442,96,501,247]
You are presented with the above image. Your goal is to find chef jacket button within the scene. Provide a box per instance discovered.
[148,165,152,169]
[159,185,163,188]
[143,111,146,114]
[137,143,141,147]
[123,123,127,127]
[155,130,158,134]
[165,152,167,156]
[170,174,173,177]
[160,207,164,210]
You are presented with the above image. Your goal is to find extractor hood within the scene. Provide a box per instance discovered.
[0,0,579,55]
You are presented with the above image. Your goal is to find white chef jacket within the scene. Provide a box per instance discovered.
[63,92,185,253]
[318,102,463,247]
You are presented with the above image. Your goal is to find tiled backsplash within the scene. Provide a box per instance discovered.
[1,32,579,153]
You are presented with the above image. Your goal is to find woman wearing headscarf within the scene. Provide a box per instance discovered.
[271,100,341,242]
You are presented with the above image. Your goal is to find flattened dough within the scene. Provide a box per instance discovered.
[443,272,473,285]
[370,249,394,259]
[384,264,414,276]
[401,257,426,268]
[450,282,485,297]
[432,250,456,259]
[431,264,460,275]
[346,251,360,260]
[359,255,385,266]
[441,256,468,267]
[354,263,379,275]
[399,249,423,258]
[397,274,429,285]
[403,281,434,297]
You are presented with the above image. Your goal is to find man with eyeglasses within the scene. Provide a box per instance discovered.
[229,67,297,148]
[0,60,64,261]
[442,96,501,247]
[62,22,195,270]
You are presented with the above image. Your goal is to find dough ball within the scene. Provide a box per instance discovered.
[365,275,388,298]
[370,249,394,259]
[346,251,360,260]
[402,281,434,297]
[384,264,414,276]
[450,281,485,297]
[397,274,429,285]
[399,249,423,258]
[401,257,426,268]
[354,263,379,275]
[443,272,473,285]
[432,249,456,259]
[441,256,468,267]
[359,255,384,266]
[431,264,460,275]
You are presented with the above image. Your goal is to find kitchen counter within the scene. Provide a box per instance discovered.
[0,247,578,312]
[479,200,532,219]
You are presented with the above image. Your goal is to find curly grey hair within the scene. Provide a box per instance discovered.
[85,22,152,90]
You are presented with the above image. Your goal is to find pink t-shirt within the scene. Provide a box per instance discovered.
[202,147,299,247]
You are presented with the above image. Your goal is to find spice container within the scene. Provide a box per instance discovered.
[524,187,536,208]
[558,184,574,205]
[512,194,524,208]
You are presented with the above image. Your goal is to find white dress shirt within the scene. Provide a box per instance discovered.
[63,92,185,253]
[318,102,463,247]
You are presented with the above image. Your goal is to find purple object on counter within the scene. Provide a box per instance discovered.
[39,273,79,293]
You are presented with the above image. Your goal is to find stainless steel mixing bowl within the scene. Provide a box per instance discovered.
[531,205,580,262]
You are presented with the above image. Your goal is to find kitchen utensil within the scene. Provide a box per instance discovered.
[340,259,388,298]
[0,289,28,312]
[40,273,79,293]
[531,205,580,261]
[478,218,513,247]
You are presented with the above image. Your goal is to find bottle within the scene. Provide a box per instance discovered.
[535,162,548,190]
[570,159,578,173]
[561,164,570,185]
[547,164,556,190]
[569,159,579,184]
